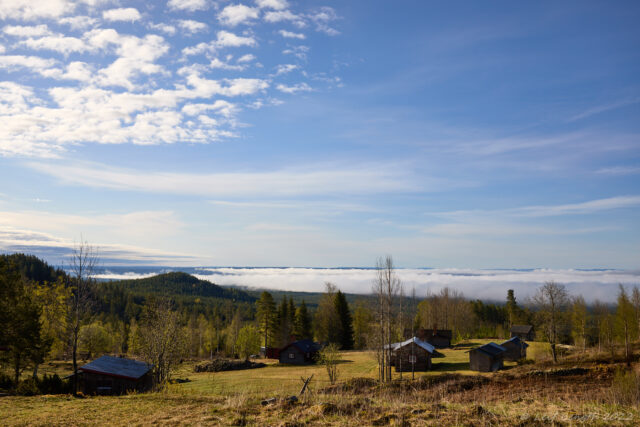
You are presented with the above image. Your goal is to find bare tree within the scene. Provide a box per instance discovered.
[68,239,98,395]
[615,284,637,366]
[136,298,186,388]
[373,256,400,383]
[531,281,569,363]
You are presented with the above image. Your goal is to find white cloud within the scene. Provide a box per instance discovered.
[264,10,305,27]
[218,4,259,27]
[27,161,422,197]
[182,30,257,55]
[0,55,58,76]
[3,24,52,37]
[274,63,297,75]
[149,22,177,35]
[237,53,256,63]
[0,0,75,20]
[167,0,208,12]
[255,0,288,10]
[278,29,305,39]
[58,15,98,30]
[308,6,339,35]
[209,58,246,71]
[21,34,88,55]
[282,45,308,60]
[276,82,312,93]
[177,19,208,34]
[102,8,142,22]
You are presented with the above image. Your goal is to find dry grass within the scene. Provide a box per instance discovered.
[2,345,639,426]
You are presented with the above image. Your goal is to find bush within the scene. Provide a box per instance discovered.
[0,373,13,391]
[609,368,640,406]
[15,378,40,396]
[39,373,70,394]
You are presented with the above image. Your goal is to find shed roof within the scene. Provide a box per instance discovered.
[501,336,529,348]
[385,337,435,354]
[471,342,507,357]
[281,339,322,354]
[79,355,151,380]
[510,325,533,334]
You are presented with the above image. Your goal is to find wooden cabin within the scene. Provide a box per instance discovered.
[416,328,452,348]
[390,337,435,372]
[468,342,506,372]
[78,355,153,395]
[510,325,534,341]
[278,339,322,365]
[500,336,529,361]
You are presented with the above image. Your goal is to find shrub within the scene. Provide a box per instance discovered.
[0,373,13,391]
[15,378,40,396]
[609,368,640,406]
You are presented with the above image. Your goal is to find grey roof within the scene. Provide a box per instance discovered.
[282,339,322,353]
[510,325,533,334]
[385,337,435,354]
[501,336,529,348]
[79,355,151,380]
[472,342,507,357]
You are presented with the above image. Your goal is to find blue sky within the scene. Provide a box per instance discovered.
[0,0,639,269]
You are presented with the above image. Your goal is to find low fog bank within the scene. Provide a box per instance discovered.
[94,267,640,303]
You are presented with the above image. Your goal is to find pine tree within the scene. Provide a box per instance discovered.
[294,300,312,339]
[277,297,291,346]
[256,291,277,348]
[334,290,354,350]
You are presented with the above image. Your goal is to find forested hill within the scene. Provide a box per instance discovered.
[0,253,66,284]
[114,271,255,303]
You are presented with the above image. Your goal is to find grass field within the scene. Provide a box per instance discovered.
[4,340,637,426]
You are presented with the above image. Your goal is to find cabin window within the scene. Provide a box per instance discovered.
[289,352,295,359]
[409,355,417,364]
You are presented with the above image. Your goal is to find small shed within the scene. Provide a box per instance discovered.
[78,355,153,395]
[390,337,435,372]
[279,340,322,365]
[510,325,534,341]
[468,342,506,372]
[500,336,529,361]
[416,328,452,348]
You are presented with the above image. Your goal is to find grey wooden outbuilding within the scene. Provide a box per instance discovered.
[278,340,322,365]
[468,342,507,372]
[78,355,153,395]
[389,337,435,372]
[510,325,534,341]
[500,336,529,361]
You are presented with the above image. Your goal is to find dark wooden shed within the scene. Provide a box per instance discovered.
[278,340,321,365]
[78,355,153,395]
[500,336,529,361]
[416,328,452,348]
[510,325,534,341]
[468,342,506,372]
[390,337,435,372]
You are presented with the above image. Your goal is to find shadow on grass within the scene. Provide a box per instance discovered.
[451,342,483,350]
[271,359,354,367]
[432,361,470,372]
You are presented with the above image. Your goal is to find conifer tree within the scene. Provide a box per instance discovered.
[256,291,277,348]
[294,300,313,339]
[334,290,354,350]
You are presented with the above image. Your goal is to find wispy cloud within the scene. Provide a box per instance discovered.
[27,160,429,197]
[568,97,640,122]
[429,196,640,220]
[596,166,640,176]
